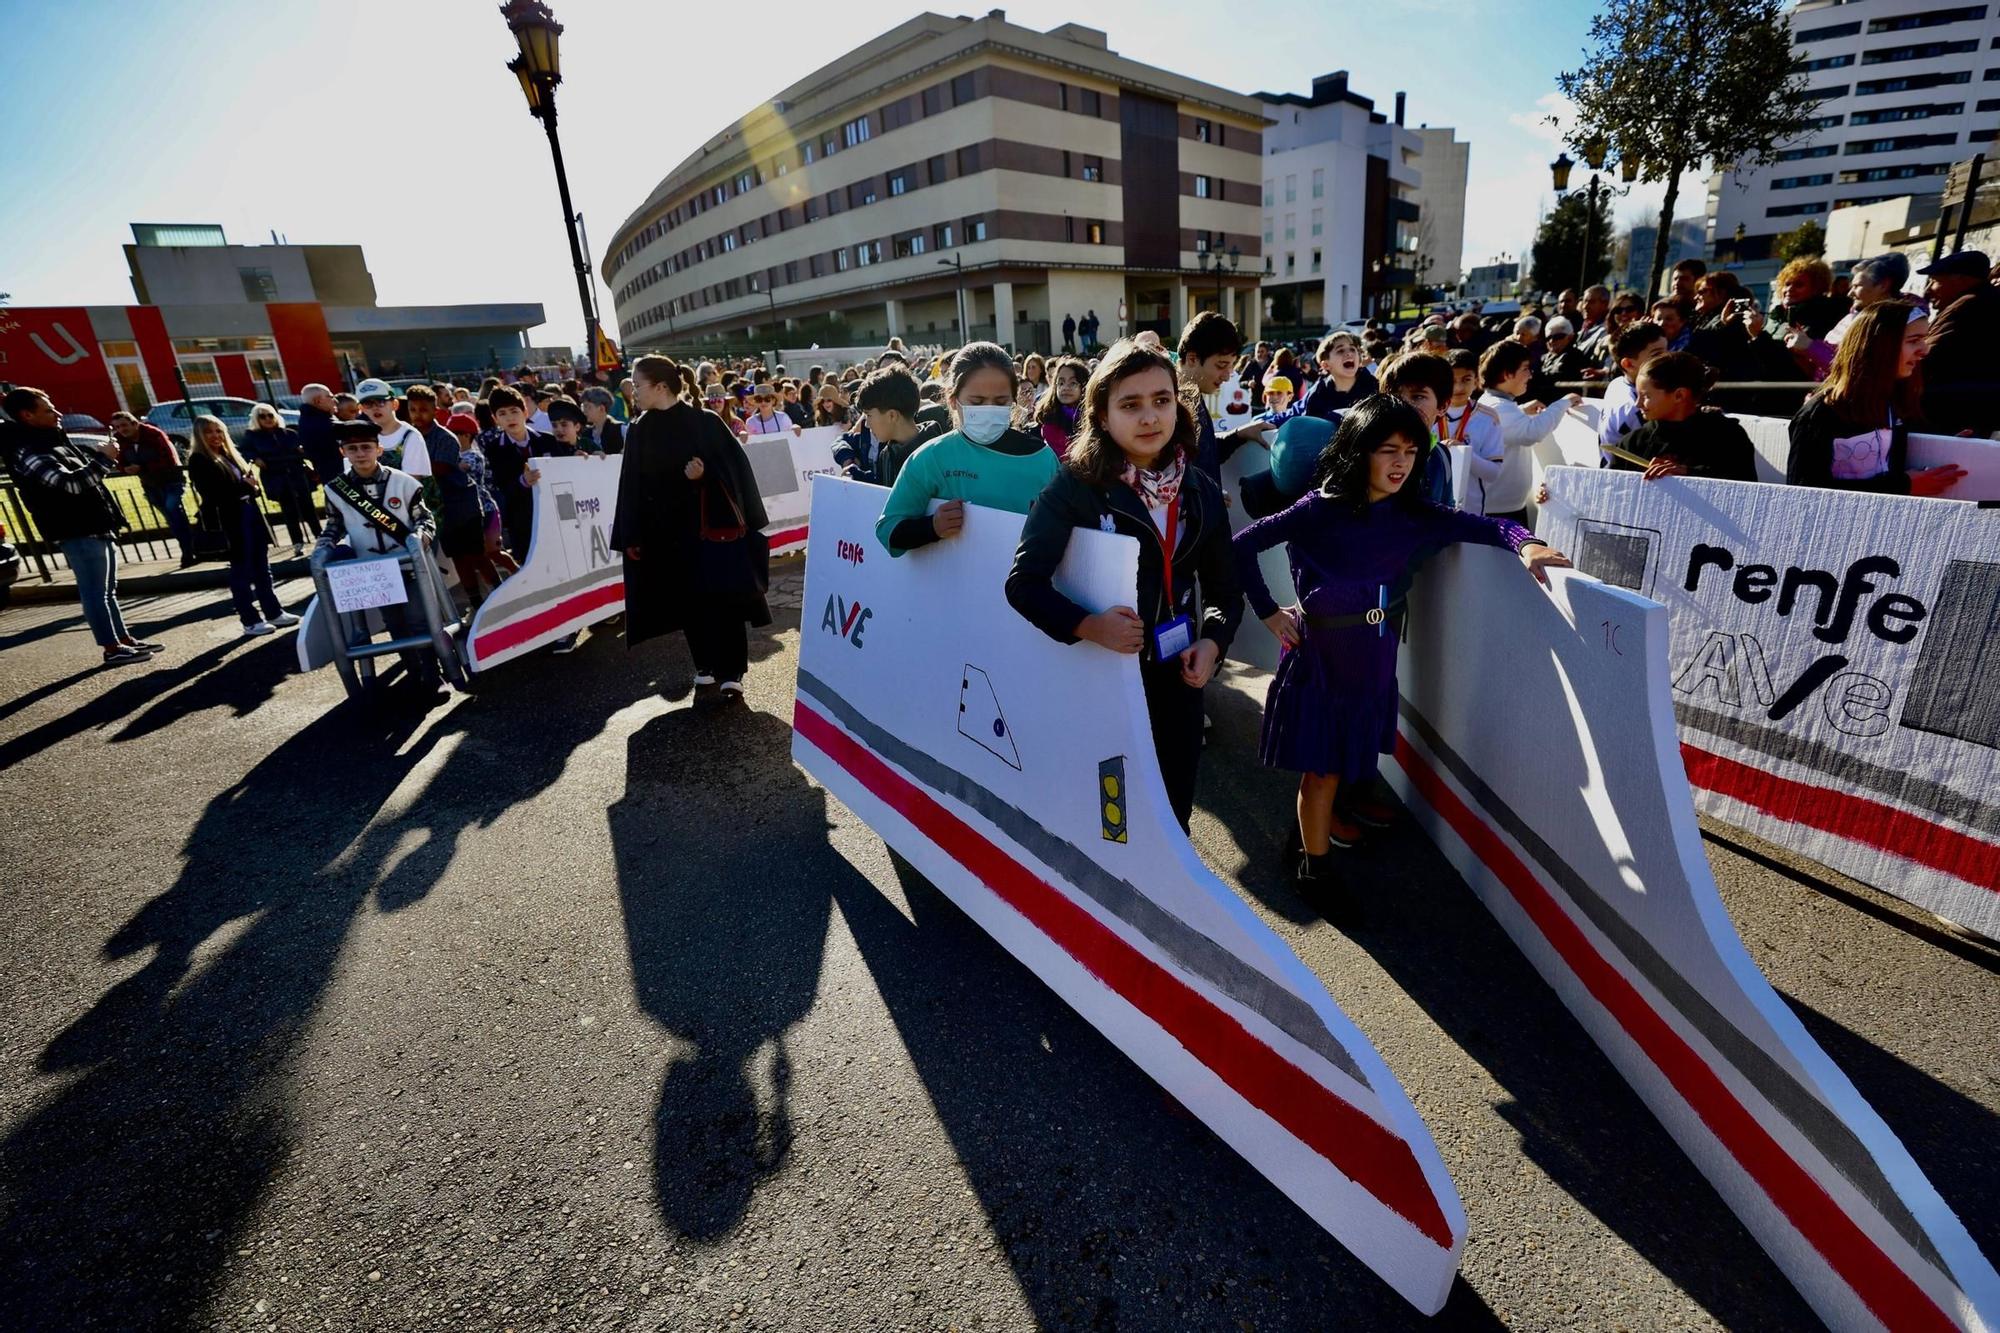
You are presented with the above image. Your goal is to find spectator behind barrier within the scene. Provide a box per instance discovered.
[1786,299,1967,497]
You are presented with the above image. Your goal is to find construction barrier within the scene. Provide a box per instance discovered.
[1387,542,2000,1331]
[1539,468,2000,942]
[790,476,1467,1313]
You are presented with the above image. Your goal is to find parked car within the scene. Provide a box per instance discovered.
[144,397,299,443]
[60,412,107,434]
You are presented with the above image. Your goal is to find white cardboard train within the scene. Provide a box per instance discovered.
[791,475,1999,1328]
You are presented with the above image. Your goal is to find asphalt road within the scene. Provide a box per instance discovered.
[1,569,1994,1332]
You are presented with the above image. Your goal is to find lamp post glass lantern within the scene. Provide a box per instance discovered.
[502,0,598,368]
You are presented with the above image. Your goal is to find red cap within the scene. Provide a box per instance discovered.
[444,413,479,436]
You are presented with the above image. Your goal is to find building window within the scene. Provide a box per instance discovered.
[1851,101,1965,124]
[1809,113,1848,129]
[935,221,955,249]
[882,98,914,132]
[909,232,927,255]
[1771,173,1834,188]
[1078,88,1101,117]
[1777,144,1839,160]
[1195,175,1212,198]
[1844,132,1958,153]
[822,134,838,157]
[1795,20,1863,41]
[1312,168,1325,198]
[1081,156,1102,182]
[809,254,824,278]
[735,170,755,193]
[1797,54,1857,72]
[1195,118,1213,142]
[722,233,738,251]
[1285,174,1296,202]
[923,84,944,117]
[843,115,872,147]
[1311,248,1322,273]
[784,261,798,284]
[1311,208,1323,236]
[1868,6,1986,33]
[836,248,851,272]
[951,72,975,105]
[889,168,911,196]
[957,143,981,174]
[965,217,987,242]
[927,153,948,184]
[855,240,881,267]
[1263,180,1274,206]
[1285,254,1295,276]
[802,142,815,165]
[1263,221,1274,243]
[1861,39,1979,63]
[849,180,878,207]
[1085,220,1104,244]
[1857,70,1971,94]
[238,267,276,302]
[1284,213,1295,239]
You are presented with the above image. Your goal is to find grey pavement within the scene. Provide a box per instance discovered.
[0,568,1993,1332]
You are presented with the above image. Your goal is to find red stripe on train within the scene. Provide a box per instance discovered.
[795,699,1454,1249]
[1394,731,1954,1332]
[472,579,623,661]
[1682,742,1999,892]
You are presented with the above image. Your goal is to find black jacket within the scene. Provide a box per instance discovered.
[1921,283,2000,437]
[1786,395,1911,494]
[610,401,771,647]
[1006,463,1242,666]
[187,449,268,554]
[0,421,124,542]
[1615,411,1760,481]
[296,403,342,484]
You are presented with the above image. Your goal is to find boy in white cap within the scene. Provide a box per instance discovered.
[355,379,432,479]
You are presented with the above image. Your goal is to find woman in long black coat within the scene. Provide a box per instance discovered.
[611,355,770,698]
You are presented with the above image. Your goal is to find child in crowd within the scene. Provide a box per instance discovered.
[1787,299,1967,496]
[875,342,1057,556]
[1032,356,1088,456]
[1016,353,1049,415]
[1006,339,1242,831]
[838,365,942,487]
[1231,397,1571,912]
[1437,349,1504,512]
[744,384,801,436]
[814,384,849,428]
[1598,321,1668,458]
[1616,352,1759,481]
[781,380,813,429]
[1379,352,1459,509]
[1301,332,1379,418]
[1252,374,1295,425]
[441,411,516,604]
[1177,312,1248,484]
[1475,341,1580,523]
[706,384,746,438]
[483,385,549,560]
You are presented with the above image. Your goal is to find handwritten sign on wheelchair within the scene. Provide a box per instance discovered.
[324,556,409,613]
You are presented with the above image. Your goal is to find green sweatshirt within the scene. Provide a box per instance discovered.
[873,427,1058,556]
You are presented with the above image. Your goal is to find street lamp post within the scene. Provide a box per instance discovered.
[1553,137,1616,292]
[501,0,597,369]
[937,253,966,342]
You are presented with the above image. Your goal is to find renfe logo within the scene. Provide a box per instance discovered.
[821,594,872,647]
[836,539,866,566]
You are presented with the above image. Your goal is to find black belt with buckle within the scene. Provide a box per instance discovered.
[1304,599,1407,631]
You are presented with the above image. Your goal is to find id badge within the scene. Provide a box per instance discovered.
[1152,614,1194,660]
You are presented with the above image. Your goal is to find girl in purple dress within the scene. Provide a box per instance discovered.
[1232,396,1571,908]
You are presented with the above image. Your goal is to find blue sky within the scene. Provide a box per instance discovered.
[0,0,1699,345]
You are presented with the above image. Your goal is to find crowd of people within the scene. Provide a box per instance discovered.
[2,245,1992,909]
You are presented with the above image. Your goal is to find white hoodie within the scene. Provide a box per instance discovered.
[1477,389,1574,513]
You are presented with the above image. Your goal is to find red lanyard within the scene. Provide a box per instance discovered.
[1445,406,1470,443]
[1158,495,1181,605]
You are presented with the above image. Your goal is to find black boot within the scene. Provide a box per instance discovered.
[1295,852,1360,926]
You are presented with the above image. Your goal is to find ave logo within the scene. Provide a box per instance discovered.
[821,594,872,648]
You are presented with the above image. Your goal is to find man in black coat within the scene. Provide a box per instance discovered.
[1919,250,2000,436]
[1,386,157,664]
[611,356,770,700]
[297,384,345,490]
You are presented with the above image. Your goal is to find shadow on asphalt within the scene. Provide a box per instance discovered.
[1786,996,1999,1255]
[0,622,697,1329]
[1194,675,1827,1330]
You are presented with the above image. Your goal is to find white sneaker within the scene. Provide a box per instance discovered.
[270,611,301,627]
[719,680,744,700]
[242,621,275,637]
[693,673,717,686]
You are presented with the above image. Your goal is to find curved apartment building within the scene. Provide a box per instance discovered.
[603,11,1268,354]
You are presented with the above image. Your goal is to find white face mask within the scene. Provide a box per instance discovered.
[958,404,1012,446]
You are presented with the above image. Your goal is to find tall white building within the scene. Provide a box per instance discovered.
[1707,0,2000,259]
[1255,72,1425,326]
[1411,127,1470,289]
